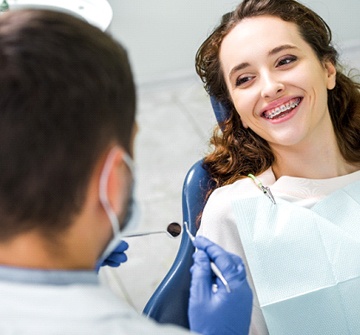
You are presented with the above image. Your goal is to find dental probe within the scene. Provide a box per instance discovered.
[184,221,231,293]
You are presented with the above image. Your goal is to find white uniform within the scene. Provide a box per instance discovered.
[0,266,195,335]
[198,168,360,335]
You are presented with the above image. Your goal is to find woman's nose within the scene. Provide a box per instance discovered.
[260,73,285,99]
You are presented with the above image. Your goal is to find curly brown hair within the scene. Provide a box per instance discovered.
[196,0,360,192]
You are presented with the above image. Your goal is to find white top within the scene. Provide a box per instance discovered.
[0,266,193,335]
[198,168,360,335]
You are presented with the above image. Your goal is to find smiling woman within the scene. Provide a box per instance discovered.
[195,0,360,334]
[196,0,360,186]
[219,15,337,156]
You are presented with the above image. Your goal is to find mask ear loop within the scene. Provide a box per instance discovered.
[98,148,135,263]
[98,149,138,310]
[99,148,121,238]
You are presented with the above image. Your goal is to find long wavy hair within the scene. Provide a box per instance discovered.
[196,0,360,192]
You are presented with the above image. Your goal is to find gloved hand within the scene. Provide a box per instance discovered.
[96,240,129,272]
[188,236,252,335]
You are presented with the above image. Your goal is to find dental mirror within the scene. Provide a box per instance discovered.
[122,222,182,239]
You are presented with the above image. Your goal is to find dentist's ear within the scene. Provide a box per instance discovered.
[100,146,129,216]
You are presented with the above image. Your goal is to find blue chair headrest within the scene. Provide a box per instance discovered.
[210,95,231,126]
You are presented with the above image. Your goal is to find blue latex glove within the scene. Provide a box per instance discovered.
[96,240,129,272]
[188,236,252,335]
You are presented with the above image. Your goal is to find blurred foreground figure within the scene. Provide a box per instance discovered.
[0,9,252,335]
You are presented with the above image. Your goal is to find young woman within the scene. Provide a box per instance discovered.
[195,0,360,334]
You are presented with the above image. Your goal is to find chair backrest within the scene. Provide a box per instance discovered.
[143,96,228,328]
[143,158,214,328]
[210,95,231,126]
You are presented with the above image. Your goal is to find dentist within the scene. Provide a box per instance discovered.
[0,9,252,335]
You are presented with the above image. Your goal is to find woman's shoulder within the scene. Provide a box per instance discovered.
[198,168,275,257]
[208,167,274,202]
[210,177,254,199]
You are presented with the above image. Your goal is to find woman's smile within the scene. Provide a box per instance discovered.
[261,97,302,121]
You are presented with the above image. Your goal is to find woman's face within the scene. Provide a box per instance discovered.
[219,15,336,151]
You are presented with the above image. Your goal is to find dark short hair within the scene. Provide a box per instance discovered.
[0,10,136,240]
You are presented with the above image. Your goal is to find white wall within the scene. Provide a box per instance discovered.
[302,0,360,43]
[107,0,360,86]
[107,0,238,85]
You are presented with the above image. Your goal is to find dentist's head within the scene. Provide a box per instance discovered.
[0,9,136,269]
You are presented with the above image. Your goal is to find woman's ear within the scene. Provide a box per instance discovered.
[324,61,336,90]
[241,117,249,129]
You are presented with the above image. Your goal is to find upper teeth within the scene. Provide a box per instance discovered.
[264,98,301,119]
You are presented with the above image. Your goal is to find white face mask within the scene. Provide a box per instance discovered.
[97,148,140,265]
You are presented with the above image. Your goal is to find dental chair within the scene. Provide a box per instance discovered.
[143,97,229,329]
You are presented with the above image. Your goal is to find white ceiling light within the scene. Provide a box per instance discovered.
[7,0,113,31]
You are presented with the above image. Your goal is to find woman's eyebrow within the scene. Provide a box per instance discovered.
[228,44,299,80]
[229,62,250,79]
[268,44,298,56]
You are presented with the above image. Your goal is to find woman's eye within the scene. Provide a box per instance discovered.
[235,75,253,87]
[277,55,297,67]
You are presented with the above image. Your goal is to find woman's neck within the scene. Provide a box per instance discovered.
[271,135,360,180]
